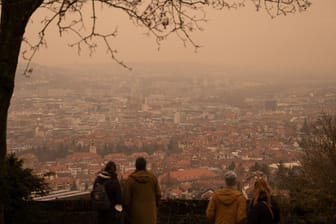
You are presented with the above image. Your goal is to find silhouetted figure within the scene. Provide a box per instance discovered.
[206,171,247,224]
[124,157,161,224]
[247,177,280,224]
[92,161,123,224]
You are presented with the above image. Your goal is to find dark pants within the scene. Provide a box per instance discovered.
[97,210,124,224]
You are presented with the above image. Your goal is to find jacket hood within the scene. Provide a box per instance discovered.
[129,170,155,183]
[214,188,244,206]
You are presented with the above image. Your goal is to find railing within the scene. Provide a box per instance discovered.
[8,199,208,224]
[6,199,328,224]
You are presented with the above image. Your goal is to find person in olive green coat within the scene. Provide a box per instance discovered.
[124,157,161,224]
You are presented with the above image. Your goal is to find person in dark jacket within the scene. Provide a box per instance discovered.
[123,157,161,224]
[247,177,280,224]
[93,161,123,224]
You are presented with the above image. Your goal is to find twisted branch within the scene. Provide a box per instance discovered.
[21,0,312,74]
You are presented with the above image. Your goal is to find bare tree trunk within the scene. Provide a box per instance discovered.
[0,0,43,223]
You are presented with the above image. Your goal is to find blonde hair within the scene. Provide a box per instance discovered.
[252,177,273,217]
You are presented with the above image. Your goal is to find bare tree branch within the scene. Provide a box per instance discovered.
[21,0,312,74]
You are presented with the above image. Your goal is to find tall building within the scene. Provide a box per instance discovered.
[89,140,97,154]
[174,111,183,124]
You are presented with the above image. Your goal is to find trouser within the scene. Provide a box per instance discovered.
[97,210,124,224]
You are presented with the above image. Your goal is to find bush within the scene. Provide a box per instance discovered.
[0,153,49,224]
[282,114,336,223]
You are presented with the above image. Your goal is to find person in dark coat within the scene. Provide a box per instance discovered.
[247,177,280,224]
[93,161,123,224]
[123,157,161,224]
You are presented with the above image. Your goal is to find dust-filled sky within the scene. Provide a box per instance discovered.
[23,0,336,75]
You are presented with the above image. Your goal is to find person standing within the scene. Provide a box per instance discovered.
[206,171,247,224]
[92,161,123,224]
[123,157,161,224]
[247,177,280,224]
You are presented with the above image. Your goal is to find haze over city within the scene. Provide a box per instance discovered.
[9,59,336,200]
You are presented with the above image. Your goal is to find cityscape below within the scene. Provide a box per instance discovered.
[9,63,336,200]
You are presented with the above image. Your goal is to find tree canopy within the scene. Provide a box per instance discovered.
[0,154,49,224]
[19,0,312,72]
[279,114,336,223]
[300,114,336,196]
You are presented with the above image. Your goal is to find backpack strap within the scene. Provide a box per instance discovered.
[262,201,274,220]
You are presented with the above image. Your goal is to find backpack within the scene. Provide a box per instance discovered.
[90,181,111,210]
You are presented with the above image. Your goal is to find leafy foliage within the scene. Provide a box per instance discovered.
[249,162,270,176]
[0,154,49,223]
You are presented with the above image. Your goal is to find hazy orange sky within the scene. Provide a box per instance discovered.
[23,0,336,75]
